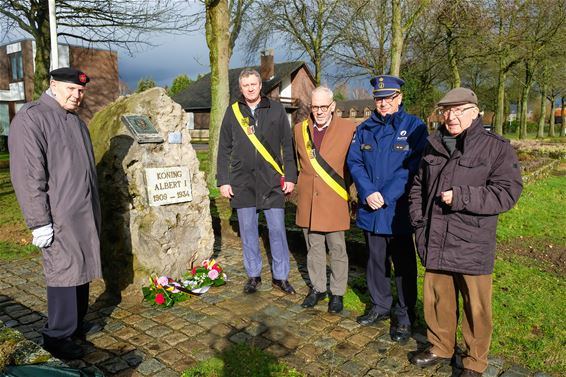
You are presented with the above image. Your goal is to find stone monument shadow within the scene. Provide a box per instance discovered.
[95,135,135,307]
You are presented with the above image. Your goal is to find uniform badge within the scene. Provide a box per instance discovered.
[361,144,373,151]
[378,77,384,89]
[309,149,316,159]
[247,125,255,135]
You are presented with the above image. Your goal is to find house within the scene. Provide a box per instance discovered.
[0,39,119,150]
[173,50,316,140]
[334,99,374,124]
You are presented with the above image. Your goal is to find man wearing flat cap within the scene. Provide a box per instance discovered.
[9,67,102,360]
[347,75,428,342]
[408,88,522,377]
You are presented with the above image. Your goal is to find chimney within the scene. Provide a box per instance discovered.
[260,49,275,81]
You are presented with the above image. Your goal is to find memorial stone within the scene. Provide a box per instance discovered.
[89,87,214,298]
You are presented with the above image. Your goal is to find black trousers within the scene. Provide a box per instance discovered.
[365,232,417,325]
[44,283,89,340]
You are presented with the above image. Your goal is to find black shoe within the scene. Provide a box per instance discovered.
[409,349,451,368]
[301,288,326,308]
[272,279,296,294]
[244,276,262,293]
[356,307,390,325]
[43,336,85,360]
[390,323,411,343]
[73,321,103,338]
[460,369,483,377]
[328,295,343,313]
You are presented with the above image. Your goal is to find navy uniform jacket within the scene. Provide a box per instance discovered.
[347,105,428,235]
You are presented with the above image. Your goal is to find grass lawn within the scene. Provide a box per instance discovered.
[0,151,8,161]
[0,168,39,260]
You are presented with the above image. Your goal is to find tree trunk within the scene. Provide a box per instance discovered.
[494,65,506,135]
[536,85,546,138]
[390,0,402,76]
[205,0,231,190]
[562,97,566,137]
[446,30,460,88]
[519,62,534,139]
[548,95,556,137]
[314,55,322,86]
[33,8,51,100]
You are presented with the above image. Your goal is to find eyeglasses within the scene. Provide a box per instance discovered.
[440,106,476,117]
[311,102,334,112]
[374,93,400,104]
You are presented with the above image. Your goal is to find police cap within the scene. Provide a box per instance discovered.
[370,75,404,98]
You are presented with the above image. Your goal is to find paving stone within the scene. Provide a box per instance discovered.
[338,318,362,331]
[265,343,290,357]
[122,349,145,367]
[132,318,159,331]
[162,331,189,346]
[121,314,144,325]
[110,308,132,319]
[313,335,338,350]
[244,321,268,336]
[144,324,173,338]
[500,365,532,376]
[209,322,233,337]
[338,360,369,377]
[106,341,137,356]
[103,321,125,332]
[17,313,42,324]
[82,350,113,364]
[113,326,140,340]
[229,331,252,345]
[99,356,130,374]
[90,334,119,348]
[318,349,346,367]
[333,341,359,359]
[180,324,206,337]
[127,333,154,346]
[136,357,165,375]
[156,348,185,366]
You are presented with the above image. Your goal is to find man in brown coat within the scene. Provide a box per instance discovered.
[294,86,357,313]
[9,67,102,360]
[408,88,522,377]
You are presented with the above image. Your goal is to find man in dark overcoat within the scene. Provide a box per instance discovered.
[408,88,523,377]
[216,69,298,294]
[9,67,102,359]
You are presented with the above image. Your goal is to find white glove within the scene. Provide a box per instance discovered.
[32,223,54,248]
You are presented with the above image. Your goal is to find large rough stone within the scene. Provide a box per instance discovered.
[89,88,214,298]
[0,322,52,368]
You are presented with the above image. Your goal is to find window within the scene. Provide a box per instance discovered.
[350,109,356,118]
[364,108,371,117]
[10,52,24,82]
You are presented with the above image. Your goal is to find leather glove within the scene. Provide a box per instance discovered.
[32,223,54,248]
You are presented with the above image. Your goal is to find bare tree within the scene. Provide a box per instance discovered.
[0,0,191,98]
[244,0,366,85]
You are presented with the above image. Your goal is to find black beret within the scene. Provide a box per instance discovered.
[49,67,90,86]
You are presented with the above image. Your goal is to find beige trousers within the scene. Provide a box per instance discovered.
[424,270,493,373]
[303,229,348,295]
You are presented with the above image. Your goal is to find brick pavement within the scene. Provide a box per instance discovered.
[0,238,553,377]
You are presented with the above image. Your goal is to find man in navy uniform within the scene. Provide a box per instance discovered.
[9,67,102,359]
[347,75,428,342]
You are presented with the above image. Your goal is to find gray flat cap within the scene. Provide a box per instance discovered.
[437,87,478,106]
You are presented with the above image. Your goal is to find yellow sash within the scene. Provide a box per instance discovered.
[232,102,284,176]
[301,120,348,201]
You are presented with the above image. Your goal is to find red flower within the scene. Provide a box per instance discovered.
[213,264,222,273]
[191,267,197,275]
[155,293,165,305]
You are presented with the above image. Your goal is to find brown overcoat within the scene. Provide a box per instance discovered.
[294,116,357,232]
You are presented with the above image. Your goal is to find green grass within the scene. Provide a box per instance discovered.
[181,344,305,377]
[497,168,566,246]
[490,255,566,373]
[0,151,8,161]
[0,169,39,260]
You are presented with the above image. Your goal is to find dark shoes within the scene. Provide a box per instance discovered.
[390,323,411,343]
[43,336,85,360]
[301,288,326,308]
[73,321,103,338]
[410,349,451,368]
[460,369,483,377]
[327,295,343,313]
[244,276,262,293]
[356,307,390,325]
[272,279,296,294]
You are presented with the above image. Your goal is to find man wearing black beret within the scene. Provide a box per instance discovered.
[9,67,102,359]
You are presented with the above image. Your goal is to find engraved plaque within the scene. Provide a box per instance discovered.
[145,166,192,206]
[121,114,164,144]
